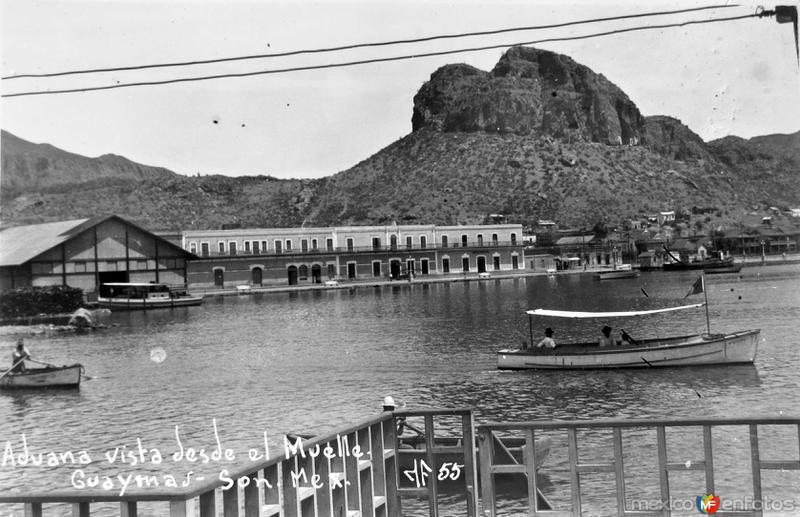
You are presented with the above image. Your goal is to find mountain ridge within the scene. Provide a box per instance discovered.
[2,46,798,232]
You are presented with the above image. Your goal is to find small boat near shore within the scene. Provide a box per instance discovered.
[0,364,83,389]
[98,282,203,310]
[702,263,744,274]
[498,302,759,370]
[594,263,640,280]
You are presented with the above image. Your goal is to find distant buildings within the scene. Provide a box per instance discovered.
[181,223,525,288]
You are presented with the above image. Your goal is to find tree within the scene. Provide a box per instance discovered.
[592,221,608,239]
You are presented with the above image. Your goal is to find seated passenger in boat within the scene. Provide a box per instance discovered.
[599,325,615,347]
[535,328,556,348]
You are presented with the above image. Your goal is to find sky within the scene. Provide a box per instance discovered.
[1,0,799,179]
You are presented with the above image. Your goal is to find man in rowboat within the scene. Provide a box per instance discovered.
[10,338,31,373]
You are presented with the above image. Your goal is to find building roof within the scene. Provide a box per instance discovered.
[0,218,91,267]
[0,215,195,267]
[554,235,595,246]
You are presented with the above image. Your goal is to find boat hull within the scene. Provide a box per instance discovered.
[662,258,737,271]
[595,270,640,280]
[0,365,82,389]
[497,330,759,369]
[97,296,204,310]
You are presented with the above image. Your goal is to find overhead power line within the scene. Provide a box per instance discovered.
[1,13,761,99]
[2,4,738,80]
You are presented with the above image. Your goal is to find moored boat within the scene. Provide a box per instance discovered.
[594,263,640,280]
[498,303,759,370]
[703,263,744,274]
[98,282,203,310]
[0,364,83,389]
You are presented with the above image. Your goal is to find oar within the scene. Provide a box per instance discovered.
[27,358,56,367]
[0,358,26,381]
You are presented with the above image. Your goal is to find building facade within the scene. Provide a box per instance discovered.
[0,216,194,292]
[183,224,525,288]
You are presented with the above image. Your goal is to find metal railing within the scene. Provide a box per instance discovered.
[0,409,478,517]
[478,416,800,517]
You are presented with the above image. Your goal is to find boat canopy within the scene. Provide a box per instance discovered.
[526,303,704,319]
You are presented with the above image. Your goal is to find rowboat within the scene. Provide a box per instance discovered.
[97,282,203,310]
[498,303,759,370]
[0,364,83,389]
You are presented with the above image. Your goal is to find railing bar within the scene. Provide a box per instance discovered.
[477,416,800,431]
[478,428,496,517]
[575,464,617,473]
[525,428,539,515]
[424,414,439,517]
[749,425,763,517]
[703,425,715,494]
[665,462,706,471]
[758,460,800,469]
[613,427,626,517]
[568,427,582,514]
[656,426,670,517]
[491,464,527,474]
[461,411,479,517]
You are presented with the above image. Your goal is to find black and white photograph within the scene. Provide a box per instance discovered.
[1,1,799,515]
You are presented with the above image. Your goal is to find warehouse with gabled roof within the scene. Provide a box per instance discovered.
[0,215,195,292]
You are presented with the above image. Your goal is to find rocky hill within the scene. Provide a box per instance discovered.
[2,46,799,231]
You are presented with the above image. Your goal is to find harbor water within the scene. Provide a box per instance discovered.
[1,265,799,515]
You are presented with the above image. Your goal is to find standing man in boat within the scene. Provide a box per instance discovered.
[11,338,30,373]
[535,328,557,348]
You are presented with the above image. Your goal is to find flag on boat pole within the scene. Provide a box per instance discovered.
[684,275,710,335]
[684,276,704,298]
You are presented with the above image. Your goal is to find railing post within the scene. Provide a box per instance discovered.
[461,411,479,517]
[385,416,401,517]
[424,414,439,517]
[72,502,90,517]
[749,424,763,517]
[199,490,216,517]
[24,503,42,517]
[223,484,239,517]
[478,427,495,517]
[120,501,137,517]
[244,472,260,517]
[524,428,539,515]
[567,427,582,515]
[169,500,192,517]
[702,425,715,494]
[612,427,626,517]
[656,426,671,517]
